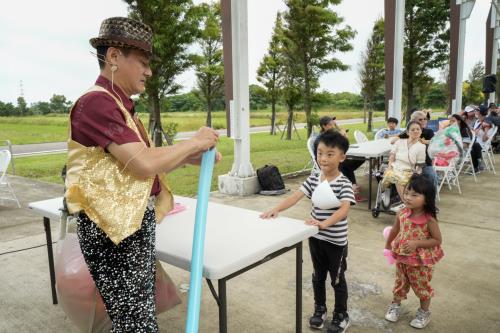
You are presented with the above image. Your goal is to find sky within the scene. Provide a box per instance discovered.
[0,0,492,105]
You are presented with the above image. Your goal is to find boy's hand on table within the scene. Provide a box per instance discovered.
[260,209,279,219]
[305,218,323,228]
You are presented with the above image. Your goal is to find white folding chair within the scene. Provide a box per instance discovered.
[374,129,385,140]
[354,130,369,143]
[480,126,497,174]
[433,157,462,200]
[0,150,21,208]
[306,135,320,174]
[457,132,477,183]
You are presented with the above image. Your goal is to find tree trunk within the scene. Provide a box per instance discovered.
[363,96,367,123]
[286,104,293,140]
[303,63,312,138]
[367,104,373,133]
[270,98,276,135]
[206,100,212,127]
[152,94,163,147]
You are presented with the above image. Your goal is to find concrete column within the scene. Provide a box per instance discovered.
[449,0,475,114]
[486,2,500,104]
[221,0,233,137]
[384,0,405,123]
[218,0,260,196]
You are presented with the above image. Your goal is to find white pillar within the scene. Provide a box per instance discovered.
[229,0,254,177]
[218,0,259,196]
[453,0,475,114]
[490,2,500,104]
[391,0,405,123]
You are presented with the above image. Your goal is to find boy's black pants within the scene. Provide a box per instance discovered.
[308,237,348,315]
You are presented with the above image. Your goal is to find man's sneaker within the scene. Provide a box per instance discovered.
[410,308,431,329]
[327,312,350,333]
[384,303,401,322]
[309,304,327,329]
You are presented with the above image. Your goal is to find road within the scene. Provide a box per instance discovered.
[4,117,385,157]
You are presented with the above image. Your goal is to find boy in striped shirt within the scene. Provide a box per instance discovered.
[261,131,355,333]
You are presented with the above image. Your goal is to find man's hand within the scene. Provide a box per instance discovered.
[260,208,279,219]
[191,127,219,152]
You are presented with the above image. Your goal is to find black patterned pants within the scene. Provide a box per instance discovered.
[77,207,158,333]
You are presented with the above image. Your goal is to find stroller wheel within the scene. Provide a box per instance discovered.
[372,209,380,218]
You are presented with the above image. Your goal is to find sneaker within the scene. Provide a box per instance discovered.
[384,303,401,322]
[327,312,350,333]
[309,304,327,329]
[389,203,405,213]
[410,308,431,329]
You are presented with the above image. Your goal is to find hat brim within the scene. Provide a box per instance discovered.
[90,38,153,57]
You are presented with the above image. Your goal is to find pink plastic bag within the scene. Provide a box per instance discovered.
[55,233,181,332]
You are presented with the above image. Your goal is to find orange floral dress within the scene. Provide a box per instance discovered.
[391,208,444,267]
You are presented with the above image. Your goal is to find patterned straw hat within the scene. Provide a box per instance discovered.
[90,17,153,55]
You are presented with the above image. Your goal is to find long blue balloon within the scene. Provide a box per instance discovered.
[185,149,216,333]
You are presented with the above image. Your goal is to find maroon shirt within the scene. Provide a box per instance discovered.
[71,75,160,195]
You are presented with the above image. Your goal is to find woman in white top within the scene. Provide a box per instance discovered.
[383,121,427,202]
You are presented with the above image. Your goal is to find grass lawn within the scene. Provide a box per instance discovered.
[0,108,385,145]
[11,121,384,196]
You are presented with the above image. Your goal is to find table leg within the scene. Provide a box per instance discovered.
[218,279,227,333]
[296,242,302,333]
[43,217,58,305]
[368,158,373,210]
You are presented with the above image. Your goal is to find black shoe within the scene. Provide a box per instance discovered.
[309,304,327,329]
[327,312,350,333]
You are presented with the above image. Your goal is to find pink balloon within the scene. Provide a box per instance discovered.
[382,226,392,240]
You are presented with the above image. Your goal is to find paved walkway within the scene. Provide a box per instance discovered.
[5,117,385,157]
[1,156,498,332]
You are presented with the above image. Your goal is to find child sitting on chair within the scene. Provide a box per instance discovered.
[376,117,402,139]
[261,131,356,333]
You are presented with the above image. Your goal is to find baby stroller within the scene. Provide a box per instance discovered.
[371,168,401,218]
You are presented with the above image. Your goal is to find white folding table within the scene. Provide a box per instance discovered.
[29,196,317,333]
[346,139,393,209]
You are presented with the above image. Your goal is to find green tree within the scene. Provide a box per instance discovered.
[280,29,304,140]
[403,0,450,121]
[16,96,28,116]
[358,17,385,131]
[0,101,17,116]
[257,12,285,135]
[462,61,485,107]
[249,84,269,110]
[125,0,202,146]
[193,2,224,127]
[30,101,51,115]
[49,94,71,114]
[282,0,356,137]
[422,81,447,108]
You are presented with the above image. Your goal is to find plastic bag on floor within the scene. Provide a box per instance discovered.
[55,233,181,333]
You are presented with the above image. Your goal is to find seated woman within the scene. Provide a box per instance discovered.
[382,121,426,210]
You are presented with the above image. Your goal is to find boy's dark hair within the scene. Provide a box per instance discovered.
[406,174,437,219]
[387,117,399,125]
[316,129,350,154]
[96,45,132,69]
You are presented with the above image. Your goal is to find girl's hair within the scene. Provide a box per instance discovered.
[451,114,472,136]
[406,120,422,131]
[406,174,437,219]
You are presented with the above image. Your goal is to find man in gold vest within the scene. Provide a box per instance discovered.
[65,17,220,332]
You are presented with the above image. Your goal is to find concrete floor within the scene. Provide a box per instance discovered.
[1,158,499,333]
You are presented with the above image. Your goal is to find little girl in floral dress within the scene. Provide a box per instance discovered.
[384,174,444,329]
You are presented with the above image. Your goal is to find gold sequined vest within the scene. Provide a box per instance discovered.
[65,85,173,245]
